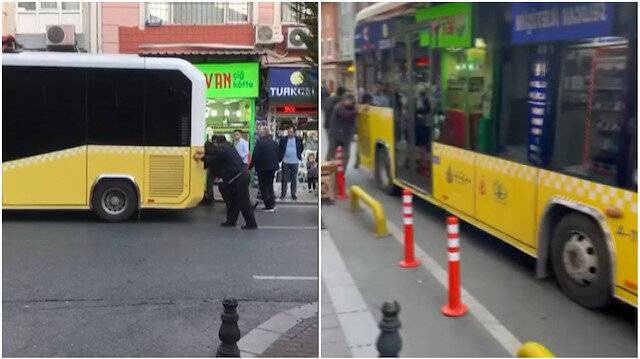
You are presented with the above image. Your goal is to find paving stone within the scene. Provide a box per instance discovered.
[237,329,281,355]
[257,312,301,334]
[284,303,318,320]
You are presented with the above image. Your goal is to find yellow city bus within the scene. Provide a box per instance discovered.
[354,2,637,308]
[3,52,206,222]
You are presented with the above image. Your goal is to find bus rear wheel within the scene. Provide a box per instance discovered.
[92,179,138,222]
[375,147,399,195]
[551,213,612,309]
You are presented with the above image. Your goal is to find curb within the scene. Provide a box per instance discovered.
[238,302,318,357]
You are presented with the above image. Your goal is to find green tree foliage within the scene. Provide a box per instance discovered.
[287,2,318,68]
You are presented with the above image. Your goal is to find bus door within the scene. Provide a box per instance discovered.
[410,31,437,193]
[391,33,416,186]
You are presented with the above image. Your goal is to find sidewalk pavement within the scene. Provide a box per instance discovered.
[238,302,318,358]
[320,284,351,357]
[321,200,509,357]
[260,314,318,357]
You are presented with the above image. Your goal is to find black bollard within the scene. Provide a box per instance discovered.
[216,298,241,357]
[376,301,402,357]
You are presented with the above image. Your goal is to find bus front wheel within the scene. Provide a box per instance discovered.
[92,179,138,222]
[375,147,399,195]
[551,213,612,309]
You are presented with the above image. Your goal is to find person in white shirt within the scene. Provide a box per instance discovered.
[233,130,250,167]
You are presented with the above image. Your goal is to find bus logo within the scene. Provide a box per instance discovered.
[493,181,508,202]
[446,166,453,184]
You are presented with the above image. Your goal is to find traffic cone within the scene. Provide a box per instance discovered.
[441,216,467,317]
[336,146,347,199]
[398,188,420,268]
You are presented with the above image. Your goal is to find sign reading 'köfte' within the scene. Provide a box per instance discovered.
[194,62,259,98]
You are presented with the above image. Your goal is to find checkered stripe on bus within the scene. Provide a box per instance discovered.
[539,170,637,214]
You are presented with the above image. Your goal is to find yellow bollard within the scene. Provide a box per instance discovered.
[349,185,388,237]
[517,342,554,358]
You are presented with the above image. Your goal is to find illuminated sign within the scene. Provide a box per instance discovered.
[194,62,259,98]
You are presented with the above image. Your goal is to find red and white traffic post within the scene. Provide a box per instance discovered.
[335,146,347,199]
[398,188,420,268]
[441,216,467,317]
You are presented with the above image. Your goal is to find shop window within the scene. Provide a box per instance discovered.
[88,69,144,146]
[2,66,85,161]
[551,41,636,188]
[145,70,192,147]
[281,2,302,24]
[146,2,250,25]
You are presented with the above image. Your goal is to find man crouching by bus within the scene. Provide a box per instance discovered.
[195,135,258,230]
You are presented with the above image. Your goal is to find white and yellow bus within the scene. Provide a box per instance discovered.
[2,52,206,222]
[354,2,637,308]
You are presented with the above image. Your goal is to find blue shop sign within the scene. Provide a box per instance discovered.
[512,3,614,44]
[268,67,318,104]
[354,20,395,53]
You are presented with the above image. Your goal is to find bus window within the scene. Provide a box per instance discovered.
[88,69,144,146]
[3,66,85,161]
[145,70,192,146]
[551,41,633,188]
[496,46,531,164]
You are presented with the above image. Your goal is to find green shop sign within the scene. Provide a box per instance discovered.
[195,62,259,98]
[416,3,472,48]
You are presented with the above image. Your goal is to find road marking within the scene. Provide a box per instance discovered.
[258,226,317,230]
[386,221,522,355]
[321,230,378,357]
[252,275,318,280]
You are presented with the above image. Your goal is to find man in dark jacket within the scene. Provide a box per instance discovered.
[278,125,304,200]
[324,86,346,160]
[250,126,280,212]
[328,93,357,172]
[195,135,257,229]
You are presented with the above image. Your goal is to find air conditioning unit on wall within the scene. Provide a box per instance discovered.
[46,24,76,47]
[255,25,284,45]
[287,27,309,50]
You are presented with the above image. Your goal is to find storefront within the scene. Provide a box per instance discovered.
[194,62,260,148]
[267,67,319,181]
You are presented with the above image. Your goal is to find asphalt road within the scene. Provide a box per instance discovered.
[321,130,636,356]
[3,203,318,356]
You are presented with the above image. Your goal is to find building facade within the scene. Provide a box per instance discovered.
[320,2,370,93]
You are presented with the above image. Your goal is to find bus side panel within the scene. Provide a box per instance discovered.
[475,154,538,249]
[184,146,206,208]
[86,146,145,204]
[357,106,395,173]
[3,147,87,206]
[432,142,475,217]
[537,170,637,304]
[143,147,191,206]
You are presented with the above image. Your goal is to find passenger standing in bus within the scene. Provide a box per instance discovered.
[328,93,357,172]
[195,135,258,230]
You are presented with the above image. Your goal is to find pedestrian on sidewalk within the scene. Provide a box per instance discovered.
[195,135,257,230]
[306,153,318,194]
[324,86,346,161]
[278,125,304,201]
[328,93,357,172]
[250,126,279,212]
[233,130,250,168]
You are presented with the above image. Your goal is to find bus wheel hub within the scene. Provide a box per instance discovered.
[102,189,127,215]
[562,231,598,286]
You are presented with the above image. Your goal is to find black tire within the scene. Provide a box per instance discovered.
[375,147,399,195]
[551,213,612,309]
[92,179,138,222]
